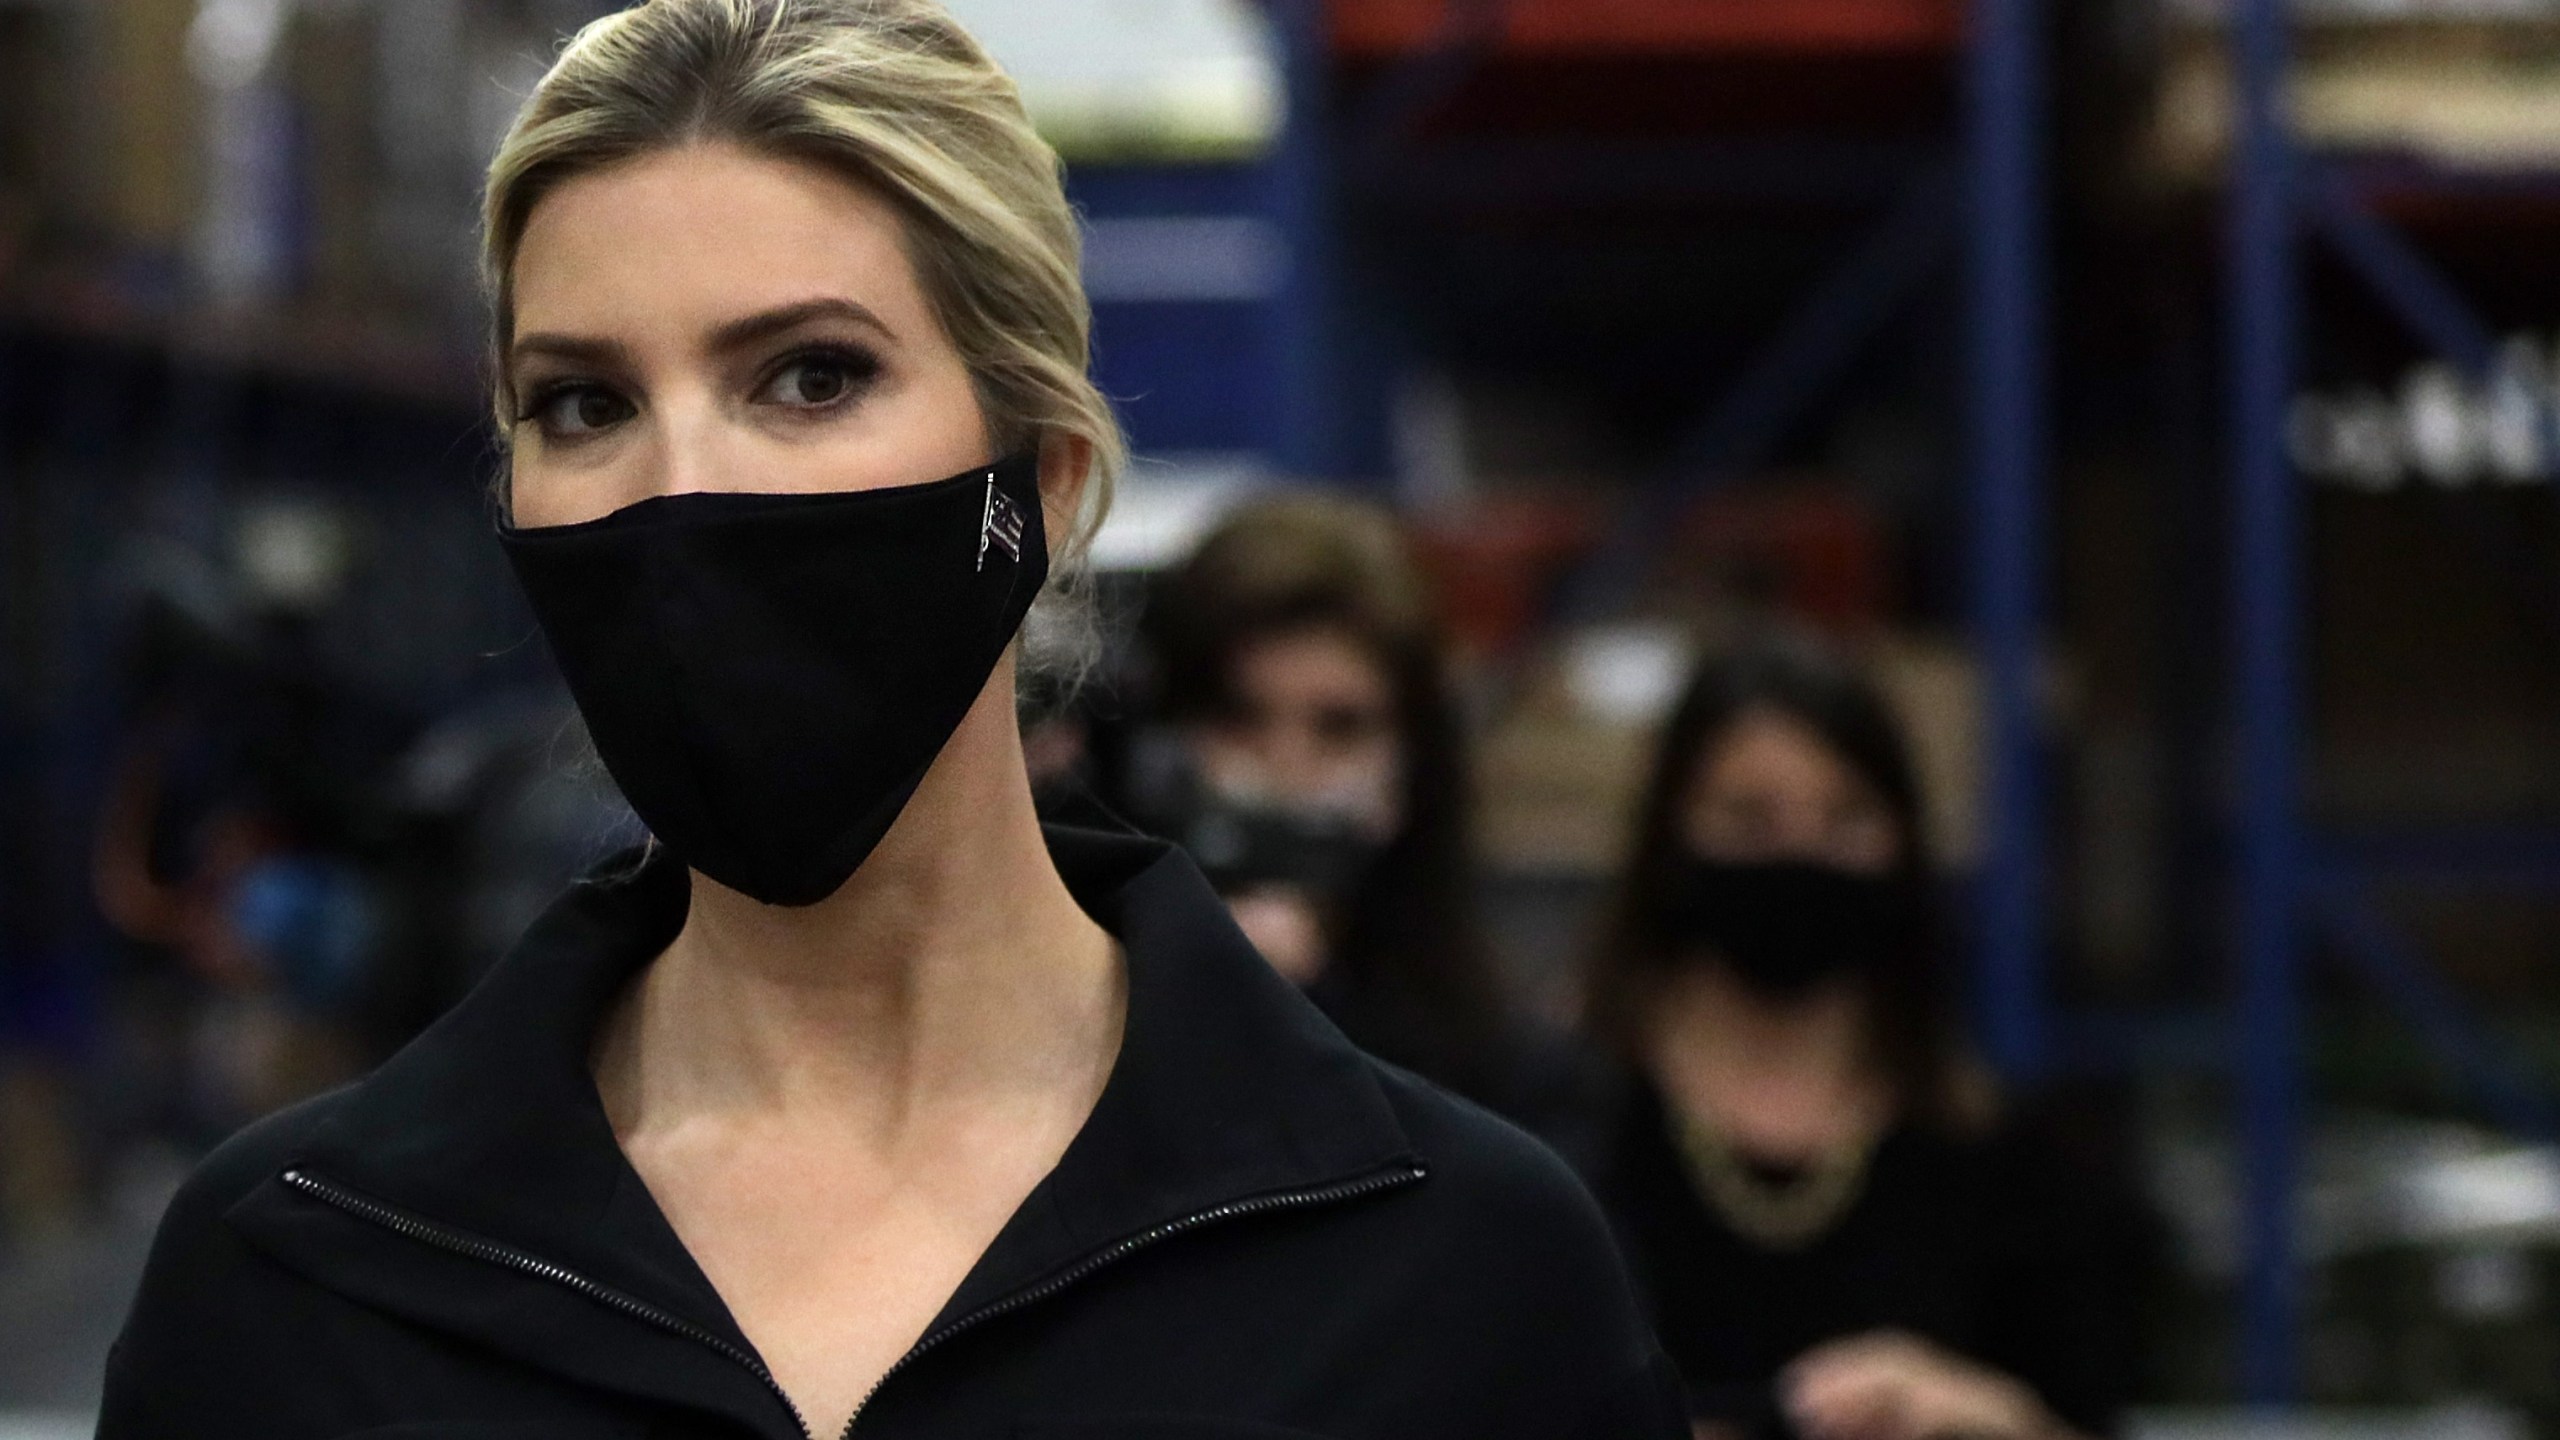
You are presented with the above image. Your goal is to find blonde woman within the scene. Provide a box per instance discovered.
[98,3,1683,1437]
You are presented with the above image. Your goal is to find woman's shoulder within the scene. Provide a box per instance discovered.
[100,1089,361,1431]
[125,1087,358,1308]
[1362,1054,1636,1284]
[177,1087,355,1207]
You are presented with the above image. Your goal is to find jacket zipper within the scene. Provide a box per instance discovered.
[280,1168,820,1438]
[838,1161,1428,1436]
[280,1159,1428,1440]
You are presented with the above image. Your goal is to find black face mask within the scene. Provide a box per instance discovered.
[498,453,1047,907]
[1653,856,1910,998]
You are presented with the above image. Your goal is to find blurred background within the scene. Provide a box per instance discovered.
[8,0,2560,1436]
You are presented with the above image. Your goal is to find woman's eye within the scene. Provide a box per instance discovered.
[1699,798,1779,849]
[758,352,876,409]
[1212,698,1272,734]
[1832,811,1901,870]
[525,385,632,438]
[1313,704,1390,749]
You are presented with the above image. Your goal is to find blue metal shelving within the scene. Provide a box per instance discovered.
[2228,0,2306,1401]
[2223,0,2560,1400]
[1246,0,2058,1078]
[1967,0,2050,1083]
[1065,0,1393,477]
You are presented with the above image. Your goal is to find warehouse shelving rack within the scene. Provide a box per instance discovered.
[2224,0,2560,1404]
[0,293,509,1087]
[1254,0,2055,1071]
[1276,0,2560,1404]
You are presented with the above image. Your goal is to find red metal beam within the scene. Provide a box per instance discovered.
[1330,0,1962,59]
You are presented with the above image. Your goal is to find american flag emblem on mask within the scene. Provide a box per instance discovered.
[979,473,1027,571]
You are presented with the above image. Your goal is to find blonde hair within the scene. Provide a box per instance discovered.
[482,0,1123,601]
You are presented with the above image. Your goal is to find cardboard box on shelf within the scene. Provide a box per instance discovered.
[1474,625,1995,879]
[2149,17,2560,181]
[103,0,199,262]
[1476,655,1659,878]
[294,4,383,319]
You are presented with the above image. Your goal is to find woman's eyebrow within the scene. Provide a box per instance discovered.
[510,332,634,373]
[707,297,897,352]
[509,300,893,374]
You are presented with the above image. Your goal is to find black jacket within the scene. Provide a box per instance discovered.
[101,825,1687,1439]
[1582,1076,2143,1437]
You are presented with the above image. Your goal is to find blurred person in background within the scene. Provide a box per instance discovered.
[1578,633,2144,1440]
[90,504,403,1138]
[1138,492,1583,1123]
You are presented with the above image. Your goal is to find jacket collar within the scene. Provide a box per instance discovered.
[227,825,1415,1397]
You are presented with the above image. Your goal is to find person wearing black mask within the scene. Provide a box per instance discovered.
[1136,494,1527,1108]
[98,3,1684,1436]
[1578,635,2144,1440]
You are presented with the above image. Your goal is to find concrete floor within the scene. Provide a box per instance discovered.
[0,1421,91,1440]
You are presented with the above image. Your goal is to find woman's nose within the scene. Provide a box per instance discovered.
[1262,724,1337,798]
[649,395,741,499]
[1772,821,1836,859]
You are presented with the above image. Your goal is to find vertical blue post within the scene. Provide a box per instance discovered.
[1265,0,1342,480]
[1968,0,2048,1081]
[2230,0,2304,1405]
[0,335,17,1041]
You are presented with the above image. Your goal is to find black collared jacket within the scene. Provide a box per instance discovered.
[100,826,1688,1439]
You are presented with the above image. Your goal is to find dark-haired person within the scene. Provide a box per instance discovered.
[1142,492,1581,1123]
[1578,635,2144,1440]
[97,3,1685,1435]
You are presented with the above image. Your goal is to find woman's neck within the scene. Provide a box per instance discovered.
[1643,965,1889,1159]
[594,657,1123,1149]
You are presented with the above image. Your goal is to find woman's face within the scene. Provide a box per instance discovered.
[1189,627,1404,838]
[505,141,992,528]
[1680,707,1902,875]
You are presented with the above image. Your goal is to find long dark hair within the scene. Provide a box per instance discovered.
[1585,631,1985,1132]
[1149,494,1501,1079]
